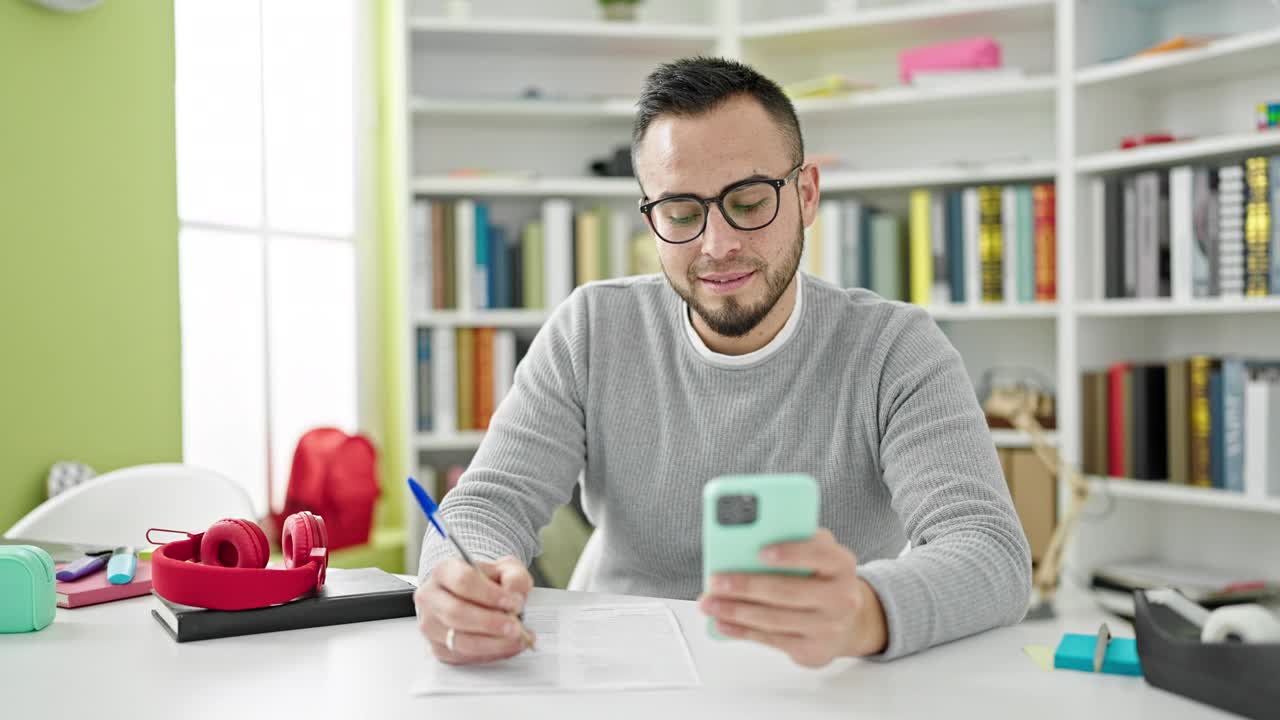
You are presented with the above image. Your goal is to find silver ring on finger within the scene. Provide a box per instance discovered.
[446,626,456,653]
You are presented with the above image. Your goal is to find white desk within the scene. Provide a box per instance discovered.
[1,581,1230,719]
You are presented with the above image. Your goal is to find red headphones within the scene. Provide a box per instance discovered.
[148,512,329,611]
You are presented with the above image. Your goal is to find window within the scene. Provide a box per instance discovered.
[175,0,362,515]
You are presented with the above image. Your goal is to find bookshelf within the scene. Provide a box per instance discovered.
[1075,129,1280,174]
[397,0,1280,579]
[739,0,1056,45]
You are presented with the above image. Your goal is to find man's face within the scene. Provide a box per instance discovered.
[634,95,819,338]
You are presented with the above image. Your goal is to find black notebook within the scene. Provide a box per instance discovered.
[151,567,416,642]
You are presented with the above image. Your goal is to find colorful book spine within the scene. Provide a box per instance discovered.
[963,188,980,304]
[930,192,949,305]
[1131,365,1168,481]
[860,205,874,290]
[416,328,431,432]
[474,203,491,309]
[455,328,475,431]
[1188,355,1213,488]
[1169,166,1194,302]
[543,199,574,307]
[1245,156,1271,296]
[869,213,904,301]
[1082,371,1108,476]
[1221,357,1246,492]
[1209,367,1225,489]
[1166,358,1190,485]
[441,201,456,309]
[411,200,431,313]
[473,327,495,431]
[575,209,601,287]
[909,189,933,305]
[1104,178,1124,298]
[820,200,845,286]
[1123,176,1137,297]
[596,206,613,282]
[522,221,545,309]
[1017,185,1035,303]
[454,200,475,311]
[1002,186,1018,303]
[493,329,517,414]
[1135,171,1161,299]
[1218,164,1245,296]
[978,185,1003,302]
[432,202,447,309]
[842,200,862,289]
[431,327,457,434]
[1108,363,1130,478]
[946,191,965,303]
[1033,183,1056,301]
[1271,155,1280,294]
[489,224,509,309]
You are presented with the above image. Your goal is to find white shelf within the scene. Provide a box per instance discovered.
[792,76,1056,116]
[1075,129,1280,174]
[1075,27,1280,92]
[990,429,1058,448]
[823,160,1056,192]
[412,76,1056,123]
[415,432,485,452]
[412,175,638,198]
[411,97,635,122]
[408,16,718,53]
[929,303,1058,321]
[415,310,550,328]
[1076,297,1280,318]
[1090,477,1280,515]
[741,0,1053,46]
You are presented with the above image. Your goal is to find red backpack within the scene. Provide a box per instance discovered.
[272,428,379,552]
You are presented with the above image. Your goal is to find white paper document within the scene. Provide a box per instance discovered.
[412,602,701,695]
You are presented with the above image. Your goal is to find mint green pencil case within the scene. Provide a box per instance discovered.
[0,545,56,633]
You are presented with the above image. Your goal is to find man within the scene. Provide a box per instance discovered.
[414,57,1031,668]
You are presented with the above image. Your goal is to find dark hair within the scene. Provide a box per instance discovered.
[632,56,804,168]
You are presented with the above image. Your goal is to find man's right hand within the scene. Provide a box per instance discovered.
[414,556,536,665]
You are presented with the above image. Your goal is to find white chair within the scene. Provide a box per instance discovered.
[567,529,603,592]
[4,463,256,548]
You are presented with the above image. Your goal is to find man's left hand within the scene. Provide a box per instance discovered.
[698,528,888,667]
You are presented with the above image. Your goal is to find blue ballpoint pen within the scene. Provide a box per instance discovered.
[407,476,534,649]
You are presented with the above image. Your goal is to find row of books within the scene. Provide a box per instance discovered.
[415,327,531,433]
[410,199,660,312]
[801,184,1057,305]
[1090,155,1279,300]
[1081,358,1280,498]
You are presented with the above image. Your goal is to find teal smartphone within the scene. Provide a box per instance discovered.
[702,473,819,639]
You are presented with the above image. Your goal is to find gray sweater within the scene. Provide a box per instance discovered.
[418,272,1032,660]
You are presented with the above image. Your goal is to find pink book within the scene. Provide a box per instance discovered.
[55,558,153,608]
[898,36,1001,84]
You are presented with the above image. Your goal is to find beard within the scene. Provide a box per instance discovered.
[663,219,804,338]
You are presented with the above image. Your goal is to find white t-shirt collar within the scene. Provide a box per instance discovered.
[682,272,804,368]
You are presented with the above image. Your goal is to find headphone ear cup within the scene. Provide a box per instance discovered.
[282,512,324,569]
[200,519,270,568]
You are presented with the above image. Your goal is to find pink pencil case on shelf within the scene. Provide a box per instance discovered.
[898,36,1002,84]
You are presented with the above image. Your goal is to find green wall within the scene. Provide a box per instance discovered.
[376,0,408,531]
[0,2,181,533]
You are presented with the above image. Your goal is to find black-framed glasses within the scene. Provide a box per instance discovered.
[639,164,804,244]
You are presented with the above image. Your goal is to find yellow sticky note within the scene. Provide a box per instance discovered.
[1023,644,1054,672]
